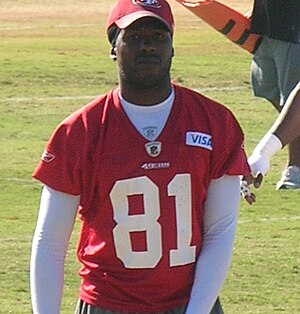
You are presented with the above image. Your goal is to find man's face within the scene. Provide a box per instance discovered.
[115,17,173,89]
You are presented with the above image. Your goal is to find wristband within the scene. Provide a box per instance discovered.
[253,133,282,158]
[248,133,283,176]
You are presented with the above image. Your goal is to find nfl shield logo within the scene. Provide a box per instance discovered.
[145,141,162,157]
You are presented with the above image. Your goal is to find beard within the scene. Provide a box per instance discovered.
[118,56,172,91]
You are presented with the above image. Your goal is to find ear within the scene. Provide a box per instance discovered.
[110,47,117,61]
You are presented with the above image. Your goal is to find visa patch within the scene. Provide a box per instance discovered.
[186,132,212,151]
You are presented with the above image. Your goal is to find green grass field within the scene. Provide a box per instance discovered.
[0,1,299,313]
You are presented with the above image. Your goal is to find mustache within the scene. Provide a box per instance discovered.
[135,54,161,64]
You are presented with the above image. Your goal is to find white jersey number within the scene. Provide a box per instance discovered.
[110,174,196,269]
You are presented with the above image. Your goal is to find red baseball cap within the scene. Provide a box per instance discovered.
[106,0,174,34]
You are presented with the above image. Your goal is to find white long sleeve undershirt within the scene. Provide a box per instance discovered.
[30,175,240,314]
[30,187,79,314]
[185,175,241,314]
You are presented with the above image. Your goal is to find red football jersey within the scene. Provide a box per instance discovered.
[33,84,250,313]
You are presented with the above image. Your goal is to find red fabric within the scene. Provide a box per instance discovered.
[106,0,174,33]
[33,84,250,312]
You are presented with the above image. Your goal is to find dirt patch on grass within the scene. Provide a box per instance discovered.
[0,0,252,24]
[0,2,108,24]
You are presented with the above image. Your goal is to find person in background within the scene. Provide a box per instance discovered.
[249,0,300,190]
[30,0,250,313]
[248,81,300,187]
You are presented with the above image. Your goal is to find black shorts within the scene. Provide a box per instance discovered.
[74,297,224,314]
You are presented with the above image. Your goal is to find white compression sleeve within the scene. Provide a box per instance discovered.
[30,186,79,314]
[185,175,241,314]
[248,133,283,176]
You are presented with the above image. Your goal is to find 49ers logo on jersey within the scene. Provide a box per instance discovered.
[145,141,162,157]
[133,0,161,8]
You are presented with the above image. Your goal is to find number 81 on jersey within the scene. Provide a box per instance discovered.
[110,174,196,269]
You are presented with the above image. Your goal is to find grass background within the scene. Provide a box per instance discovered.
[0,0,299,313]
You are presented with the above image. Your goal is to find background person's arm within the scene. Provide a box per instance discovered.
[248,82,300,177]
[272,81,300,147]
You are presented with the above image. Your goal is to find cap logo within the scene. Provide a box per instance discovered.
[133,0,161,9]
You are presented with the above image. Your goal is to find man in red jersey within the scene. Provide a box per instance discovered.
[30,0,250,313]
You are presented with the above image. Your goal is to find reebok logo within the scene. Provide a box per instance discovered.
[41,151,55,163]
[186,132,212,151]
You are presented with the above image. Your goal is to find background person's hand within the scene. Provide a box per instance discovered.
[248,151,270,178]
[252,172,264,188]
